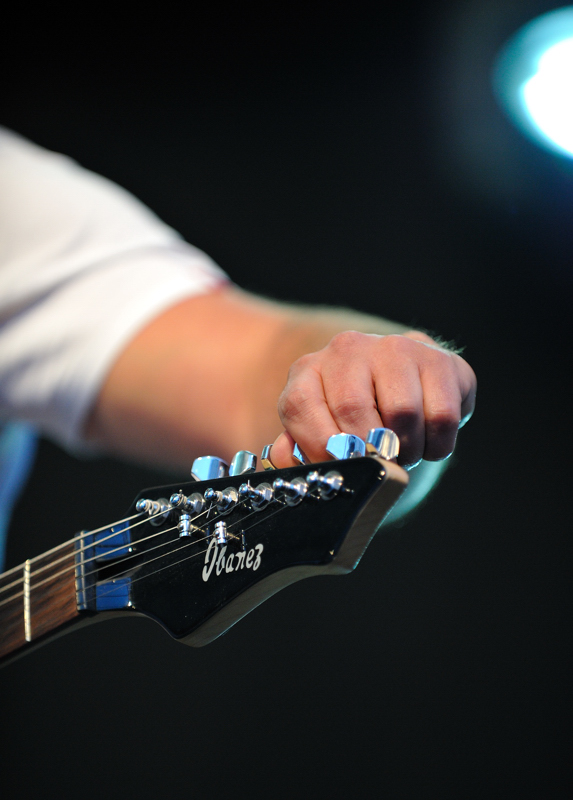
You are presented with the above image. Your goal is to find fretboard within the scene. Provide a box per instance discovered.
[0,542,80,663]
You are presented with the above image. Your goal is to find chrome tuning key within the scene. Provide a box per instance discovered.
[229,450,257,476]
[261,444,276,470]
[366,427,400,461]
[191,456,228,482]
[325,433,366,460]
[292,442,309,465]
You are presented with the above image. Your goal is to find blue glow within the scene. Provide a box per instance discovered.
[494,7,573,158]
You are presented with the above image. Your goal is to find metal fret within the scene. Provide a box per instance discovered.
[23,560,31,642]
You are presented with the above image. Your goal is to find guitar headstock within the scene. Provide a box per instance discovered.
[79,431,408,647]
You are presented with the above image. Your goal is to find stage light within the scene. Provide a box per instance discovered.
[494,6,573,159]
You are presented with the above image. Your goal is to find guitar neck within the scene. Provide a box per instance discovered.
[0,441,410,666]
[0,541,82,664]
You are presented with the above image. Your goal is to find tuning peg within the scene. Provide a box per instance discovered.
[261,444,276,470]
[191,456,228,482]
[229,450,257,476]
[365,428,400,461]
[325,433,366,460]
[292,442,309,464]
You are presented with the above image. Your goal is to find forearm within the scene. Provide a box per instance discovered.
[84,287,414,469]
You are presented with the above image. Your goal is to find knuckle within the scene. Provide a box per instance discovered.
[287,351,318,378]
[425,404,460,436]
[385,402,420,431]
[278,384,315,425]
[328,330,367,353]
[331,393,371,426]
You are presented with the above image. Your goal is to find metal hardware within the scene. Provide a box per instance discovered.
[170,491,205,515]
[214,521,228,544]
[326,433,366,460]
[178,513,194,537]
[366,427,400,461]
[272,477,308,506]
[135,497,171,526]
[306,470,344,499]
[191,456,228,482]
[261,444,276,470]
[238,481,274,510]
[229,450,257,476]
[293,442,309,464]
[204,486,239,514]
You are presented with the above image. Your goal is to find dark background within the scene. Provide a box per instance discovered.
[1,2,571,796]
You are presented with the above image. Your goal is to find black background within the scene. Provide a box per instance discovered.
[1,2,571,797]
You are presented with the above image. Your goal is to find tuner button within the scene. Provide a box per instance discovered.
[229,450,257,476]
[292,442,309,465]
[261,444,276,470]
[326,433,366,461]
[366,428,400,461]
[191,456,229,482]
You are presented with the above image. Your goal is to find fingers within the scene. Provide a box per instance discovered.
[273,331,477,469]
[275,353,340,464]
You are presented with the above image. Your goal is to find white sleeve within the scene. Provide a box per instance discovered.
[0,127,228,452]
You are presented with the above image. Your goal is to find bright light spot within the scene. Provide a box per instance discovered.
[494,7,573,158]
[522,38,573,156]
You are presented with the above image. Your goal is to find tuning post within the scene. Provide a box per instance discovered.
[272,477,308,506]
[238,481,274,510]
[204,487,239,514]
[306,470,345,500]
[170,491,206,515]
[135,497,171,526]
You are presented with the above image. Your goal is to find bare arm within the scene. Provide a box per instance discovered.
[84,284,476,487]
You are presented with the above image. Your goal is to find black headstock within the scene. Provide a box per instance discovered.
[85,453,408,646]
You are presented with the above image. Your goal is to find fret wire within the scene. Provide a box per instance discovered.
[28,510,170,580]
[0,490,310,615]
[94,496,295,604]
[0,510,146,586]
[23,561,31,642]
[77,499,253,588]
[2,497,248,600]
[0,507,175,599]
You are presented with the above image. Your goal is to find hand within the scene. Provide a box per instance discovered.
[270,330,476,469]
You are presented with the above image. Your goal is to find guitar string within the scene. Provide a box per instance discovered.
[0,477,276,592]
[0,510,146,581]
[0,507,177,599]
[92,495,298,605]
[79,496,285,601]
[0,494,273,607]
[0,501,224,605]
[0,494,290,609]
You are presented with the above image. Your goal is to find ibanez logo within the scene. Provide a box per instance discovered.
[202,538,264,583]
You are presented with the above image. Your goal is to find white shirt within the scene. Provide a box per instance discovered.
[0,127,227,452]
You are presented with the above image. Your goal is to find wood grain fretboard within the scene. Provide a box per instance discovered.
[0,542,80,663]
